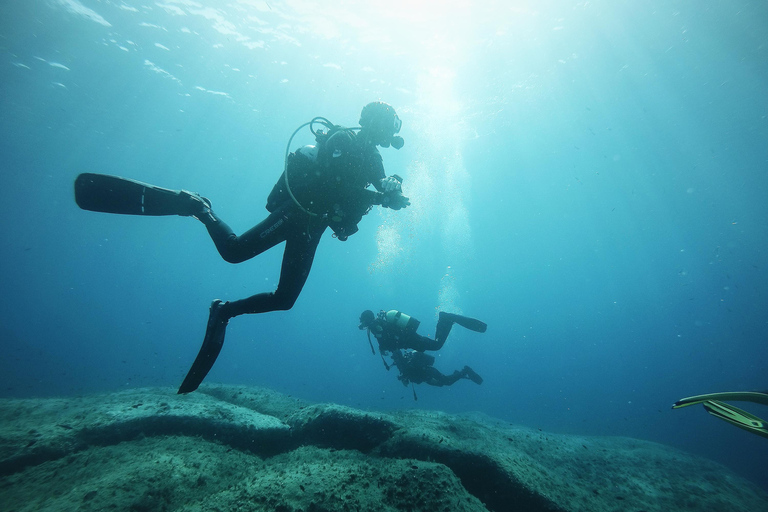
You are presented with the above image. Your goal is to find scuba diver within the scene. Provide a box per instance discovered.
[390,349,483,388]
[358,308,487,355]
[75,102,411,394]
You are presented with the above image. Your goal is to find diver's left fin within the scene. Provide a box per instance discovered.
[75,173,196,216]
[456,316,488,333]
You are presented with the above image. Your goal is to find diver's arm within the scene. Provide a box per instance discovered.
[370,176,410,209]
[351,188,410,210]
[379,189,410,210]
[390,349,406,367]
[359,188,385,205]
[364,146,409,208]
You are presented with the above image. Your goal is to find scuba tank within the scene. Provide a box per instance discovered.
[266,117,371,241]
[267,117,345,214]
[384,310,420,332]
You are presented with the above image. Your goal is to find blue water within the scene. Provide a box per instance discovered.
[1,0,767,493]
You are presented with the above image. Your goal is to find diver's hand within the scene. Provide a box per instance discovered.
[383,191,410,210]
[380,175,403,193]
[381,191,411,210]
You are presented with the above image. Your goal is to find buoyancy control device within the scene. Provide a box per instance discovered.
[266,117,376,241]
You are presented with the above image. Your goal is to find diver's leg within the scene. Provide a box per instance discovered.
[424,368,463,387]
[220,221,325,318]
[409,334,443,352]
[179,220,323,393]
[199,206,293,264]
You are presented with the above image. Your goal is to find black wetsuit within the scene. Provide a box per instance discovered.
[370,312,459,353]
[391,350,464,387]
[202,135,387,319]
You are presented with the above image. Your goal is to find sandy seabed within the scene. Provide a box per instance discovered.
[1,384,766,512]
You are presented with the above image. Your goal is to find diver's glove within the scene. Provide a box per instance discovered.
[380,175,403,193]
[369,184,410,210]
[382,191,410,210]
[379,175,409,210]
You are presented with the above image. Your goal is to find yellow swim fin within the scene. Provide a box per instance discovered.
[702,400,768,439]
[672,390,768,409]
[672,390,768,440]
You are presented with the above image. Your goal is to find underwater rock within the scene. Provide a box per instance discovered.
[0,384,766,512]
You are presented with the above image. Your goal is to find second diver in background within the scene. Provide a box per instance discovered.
[358,308,486,395]
[390,349,483,388]
[358,308,487,354]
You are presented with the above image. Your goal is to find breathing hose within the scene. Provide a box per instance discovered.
[281,117,360,218]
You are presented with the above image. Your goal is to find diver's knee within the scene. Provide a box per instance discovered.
[221,252,248,264]
[424,337,445,351]
[271,292,298,311]
[217,240,250,264]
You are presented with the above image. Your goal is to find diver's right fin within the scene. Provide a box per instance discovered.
[75,173,205,216]
[702,400,768,439]
[462,366,483,385]
[178,300,229,394]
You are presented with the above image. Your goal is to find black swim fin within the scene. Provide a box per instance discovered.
[442,313,488,333]
[75,173,207,216]
[178,300,229,394]
[462,366,483,385]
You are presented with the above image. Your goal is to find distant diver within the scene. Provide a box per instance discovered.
[358,308,487,355]
[358,308,486,399]
[75,102,411,393]
[672,391,768,439]
[390,349,483,389]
